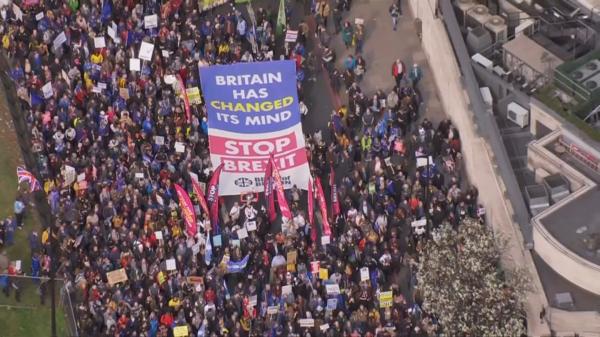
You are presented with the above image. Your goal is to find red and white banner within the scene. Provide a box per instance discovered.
[270,155,292,220]
[330,167,340,217]
[206,164,223,234]
[315,177,331,236]
[264,159,276,222]
[174,184,197,237]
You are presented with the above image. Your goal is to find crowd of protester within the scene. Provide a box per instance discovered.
[0,0,483,336]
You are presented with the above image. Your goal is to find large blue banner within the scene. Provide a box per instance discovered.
[199,60,310,196]
[199,60,301,134]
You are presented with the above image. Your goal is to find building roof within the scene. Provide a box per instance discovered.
[503,35,564,75]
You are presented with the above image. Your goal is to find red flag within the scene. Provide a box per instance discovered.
[174,184,197,237]
[308,177,316,242]
[191,177,210,217]
[315,177,331,236]
[264,160,276,222]
[206,164,223,234]
[176,74,191,123]
[270,156,292,220]
[330,167,340,217]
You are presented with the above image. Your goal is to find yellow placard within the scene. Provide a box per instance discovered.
[286,263,296,272]
[173,325,189,337]
[379,291,393,308]
[319,268,329,280]
[186,87,202,105]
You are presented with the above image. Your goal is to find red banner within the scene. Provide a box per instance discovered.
[191,177,210,217]
[264,159,276,222]
[330,167,340,217]
[315,177,331,236]
[174,184,197,237]
[308,177,316,242]
[206,164,223,234]
[270,156,292,220]
[176,74,191,123]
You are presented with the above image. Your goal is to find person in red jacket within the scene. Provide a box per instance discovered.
[391,59,405,87]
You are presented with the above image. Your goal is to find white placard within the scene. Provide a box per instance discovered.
[285,30,298,43]
[138,41,155,61]
[321,235,330,245]
[320,324,330,331]
[267,306,279,314]
[355,18,364,25]
[154,136,165,145]
[53,31,67,50]
[164,74,177,85]
[129,58,141,72]
[144,14,158,29]
[97,82,107,89]
[246,221,257,231]
[416,156,433,168]
[192,243,200,254]
[282,285,293,296]
[166,258,177,271]
[237,227,248,239]
[411,219,427,228]
[92,86,102,93]
[107,26,117,42]
[42,82,53,99]
[249,295,257,306]
[94,37,106,49]
[154,231,163,240]
[162,50,170,58]
[35,12,44,21]
[360,267,370,281]
[299,319,315,327]
[175,142,185,153]
[15,260,21,271]
[12,4,23,21]
[325,284,340,295]
[135,172,144,178]
[77,172,86,182]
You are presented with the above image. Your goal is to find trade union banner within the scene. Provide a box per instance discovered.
[200,60,310,195]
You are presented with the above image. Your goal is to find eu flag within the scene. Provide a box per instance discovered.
[101,0,113,23]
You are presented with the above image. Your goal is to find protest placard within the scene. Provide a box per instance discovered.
[154,231,163,240]
[77,172,86,182]
[42,82,53,98]
[246,221,257,231]
[310,261,320,274]
[326,298,337,311]
[360,267,370,281]
[53,31,67,50]
[119,87,129,100]
[320,324,330,331]
[94,37,106,49]
[267,306,279,314]
[144,14,158,29]
[186,87,202,104]
[379,290,393,308]
[325,284,340,295]
[13,4,23,21]
[321,235,330,245]
[282,285,293,296]
[249,295,257,306]
[129,58,141,72]
[35,12,44,21]
[237,227,248,239]
[319,268,328,280]
[213,235,222,247]
[298,319,315,327]
[166,258,177,271]
[287,250,297,265]
[173,326,188,337]
[192,243,200,255]
[139,41,155,61]
[175,142,185,153]
[107,268,128,285]
[154,136,165,145]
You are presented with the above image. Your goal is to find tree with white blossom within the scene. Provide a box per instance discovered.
[417,218,528,337]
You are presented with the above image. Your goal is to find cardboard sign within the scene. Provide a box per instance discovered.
[119,87,129,100]
[287,250,298,265]
[186,87,202,104]
[319,268,329,280]
[139,41,155,61]
[129,58,141,72]
[107,268,128,285]
[325,284,340,295]
[144,14,158,29]
[267,306,279,314]
[166,258,177,271]
[94,37,106,49]
[321,235,330,245]
[326,298,337,310]
[212,235,222,247]
[299,319,315,327]
[53,31,67,50]
[42,82,53,98]
[379,290,393,308]
[237,227,248,239]
[155,231,163,240]
[360,267,370,281]
[282,285,293,296]
[246,221,257,231]
[173,326,189,337]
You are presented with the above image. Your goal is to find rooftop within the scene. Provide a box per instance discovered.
[503,35,565,75]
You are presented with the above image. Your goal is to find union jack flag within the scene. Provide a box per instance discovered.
[16,166,41,192]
